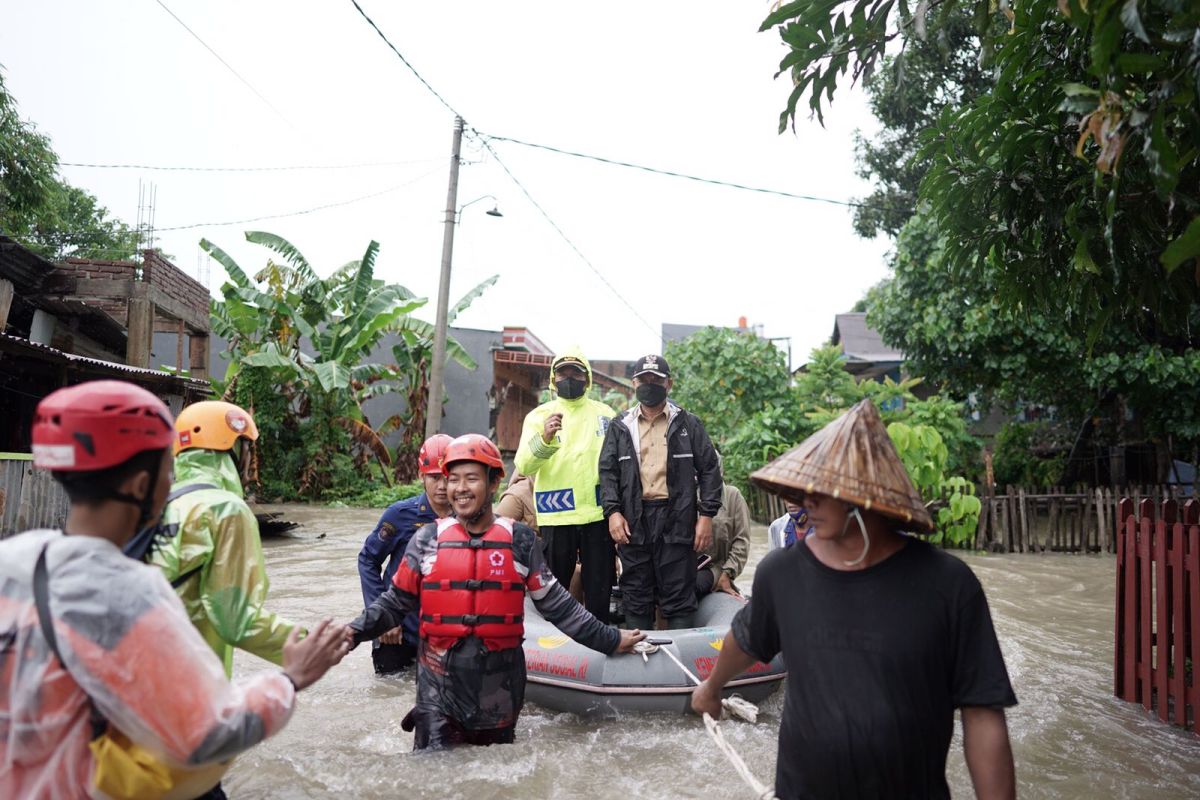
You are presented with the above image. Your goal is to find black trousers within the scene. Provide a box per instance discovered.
[402,706,516,750]
[618,502,697,619]
[542,520,615,622]
[372,641,417,675]
[695,566,716,598]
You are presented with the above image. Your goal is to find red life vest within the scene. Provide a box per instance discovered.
[419,518,526,650]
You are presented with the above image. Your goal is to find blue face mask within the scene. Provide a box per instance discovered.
[788,509,808,525]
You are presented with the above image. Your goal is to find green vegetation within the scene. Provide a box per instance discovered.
[207,231,495,502]
[0,71,137,260]
[667,331,982,545]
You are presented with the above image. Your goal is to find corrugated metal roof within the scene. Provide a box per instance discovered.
[0,332,210,393]
[0,235,56,294]
[831,313,903,362]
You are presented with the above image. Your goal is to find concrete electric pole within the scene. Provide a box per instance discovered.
[424,115,464,440]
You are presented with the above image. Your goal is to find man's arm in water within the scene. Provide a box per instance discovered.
[961,707,1016,800]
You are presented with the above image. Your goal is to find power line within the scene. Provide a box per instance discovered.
[345,1,660,339]
[59,157,443,173]
[153,166,442,231]
[154,0,293,127]
[479,139,659,338]
[481,134,909,212]
[347,0,464,120]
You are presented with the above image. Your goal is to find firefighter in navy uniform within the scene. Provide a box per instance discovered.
[348,434,645,748]
[358,434,454,674]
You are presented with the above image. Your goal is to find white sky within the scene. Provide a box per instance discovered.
[1,0,891,367]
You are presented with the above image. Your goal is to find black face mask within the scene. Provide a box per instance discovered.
[636,383,667,407]
[555,378,587,400]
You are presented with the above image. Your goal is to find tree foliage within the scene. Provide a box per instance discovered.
[207,232,495,498]
[0,70,137,260]
[762,0,1200,339]
[667,333,983,545]
[665,327,792,446]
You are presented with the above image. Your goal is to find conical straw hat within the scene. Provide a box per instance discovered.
[750,399,934,532]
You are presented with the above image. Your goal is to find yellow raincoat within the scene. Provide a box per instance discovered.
[514,347,616,527]
[151,449,297,676]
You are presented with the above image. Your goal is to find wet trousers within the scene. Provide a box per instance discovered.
[372,641,417,675]
[402,706,516,749]
[617,502,697,621]
[542,520,615,622]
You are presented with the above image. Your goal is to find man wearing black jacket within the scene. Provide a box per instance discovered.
[599,354,722,630]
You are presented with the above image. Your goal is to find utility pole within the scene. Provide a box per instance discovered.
[425,115,464,439]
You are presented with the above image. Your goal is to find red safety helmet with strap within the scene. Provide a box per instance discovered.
[441,434,505,477]
[32,381,175,471]
[418,434,454,476]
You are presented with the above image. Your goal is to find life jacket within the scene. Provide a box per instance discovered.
[420,518,526,650]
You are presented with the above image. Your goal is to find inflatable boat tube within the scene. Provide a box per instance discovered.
[523,591,786,717]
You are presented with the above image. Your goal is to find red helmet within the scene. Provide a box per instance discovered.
[32,380,175,472]
[418,434,454,475]
[442,433,505,477]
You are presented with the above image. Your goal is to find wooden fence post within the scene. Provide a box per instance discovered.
[1115,496,1135,700]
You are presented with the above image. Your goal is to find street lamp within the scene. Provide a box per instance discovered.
[458,194,503,221]
[425,115,504,439]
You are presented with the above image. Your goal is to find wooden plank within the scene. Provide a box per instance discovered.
[1018,488,1028,554]
[1119,497,1137,701]
[1171,521,1186,726]
[1189,526,1200,734]
[1116,497,1128,698]
[1139,500,1155,710]
[1155,511,1170,722]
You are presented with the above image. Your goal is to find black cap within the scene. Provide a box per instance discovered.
[632,354,670,378]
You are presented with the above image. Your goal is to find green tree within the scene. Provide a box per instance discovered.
[665,327,792,445]
[206,231,495,497]
[0,71,137,260]
[762,0,1200,339]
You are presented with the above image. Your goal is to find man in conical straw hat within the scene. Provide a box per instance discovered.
[692,399,1017,800]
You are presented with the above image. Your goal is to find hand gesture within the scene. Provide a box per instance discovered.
[379,626,404,645]
[282,618,351,691]
[616,628,647,653]
[608,512,631,545]
[542,413,564,444]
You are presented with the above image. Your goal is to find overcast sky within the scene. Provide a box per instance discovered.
[1,0,891,367]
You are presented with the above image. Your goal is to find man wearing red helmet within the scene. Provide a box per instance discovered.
[348,433,646,748]
[357,434,454,675]
[0,380,349,799]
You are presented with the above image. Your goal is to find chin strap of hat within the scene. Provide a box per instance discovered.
[840,507,870,567]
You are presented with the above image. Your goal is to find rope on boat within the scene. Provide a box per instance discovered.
[632,640,776,800]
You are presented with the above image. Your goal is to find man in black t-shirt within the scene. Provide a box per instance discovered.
[692,400,1016,799]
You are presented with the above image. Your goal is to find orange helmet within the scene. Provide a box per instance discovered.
[442,433,505,477]
[418,434,454,475]
[174,401,259,455]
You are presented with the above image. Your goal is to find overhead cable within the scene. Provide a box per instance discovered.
[59,157,444,173]
[154,0,293,127]
[481,134,909,212]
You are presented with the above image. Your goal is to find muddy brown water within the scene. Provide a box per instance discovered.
[226,506,1200,799]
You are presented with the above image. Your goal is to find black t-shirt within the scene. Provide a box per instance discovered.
[732,537,1017,800]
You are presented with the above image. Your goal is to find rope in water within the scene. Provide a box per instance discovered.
[632,640,776,800]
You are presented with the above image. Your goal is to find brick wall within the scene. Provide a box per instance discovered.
[57,258,137,326]
[141,251,210,323]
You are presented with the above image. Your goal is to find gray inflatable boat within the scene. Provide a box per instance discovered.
[523,592,786,717]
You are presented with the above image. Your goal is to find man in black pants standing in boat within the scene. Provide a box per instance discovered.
[599,354,722,630]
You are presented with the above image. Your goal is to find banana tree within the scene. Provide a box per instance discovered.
[205,231,496,497]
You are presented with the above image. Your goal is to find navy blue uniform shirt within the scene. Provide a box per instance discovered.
[358,492,439,645]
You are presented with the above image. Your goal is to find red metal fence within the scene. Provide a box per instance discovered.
[1114,498,1199,733]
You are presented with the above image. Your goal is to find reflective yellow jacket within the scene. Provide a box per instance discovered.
[514,347,616,527]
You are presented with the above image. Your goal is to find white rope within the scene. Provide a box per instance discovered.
[633,640,776,799]
[702,711,777,800]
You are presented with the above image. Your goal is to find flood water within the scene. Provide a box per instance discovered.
[226,506,1200,798]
